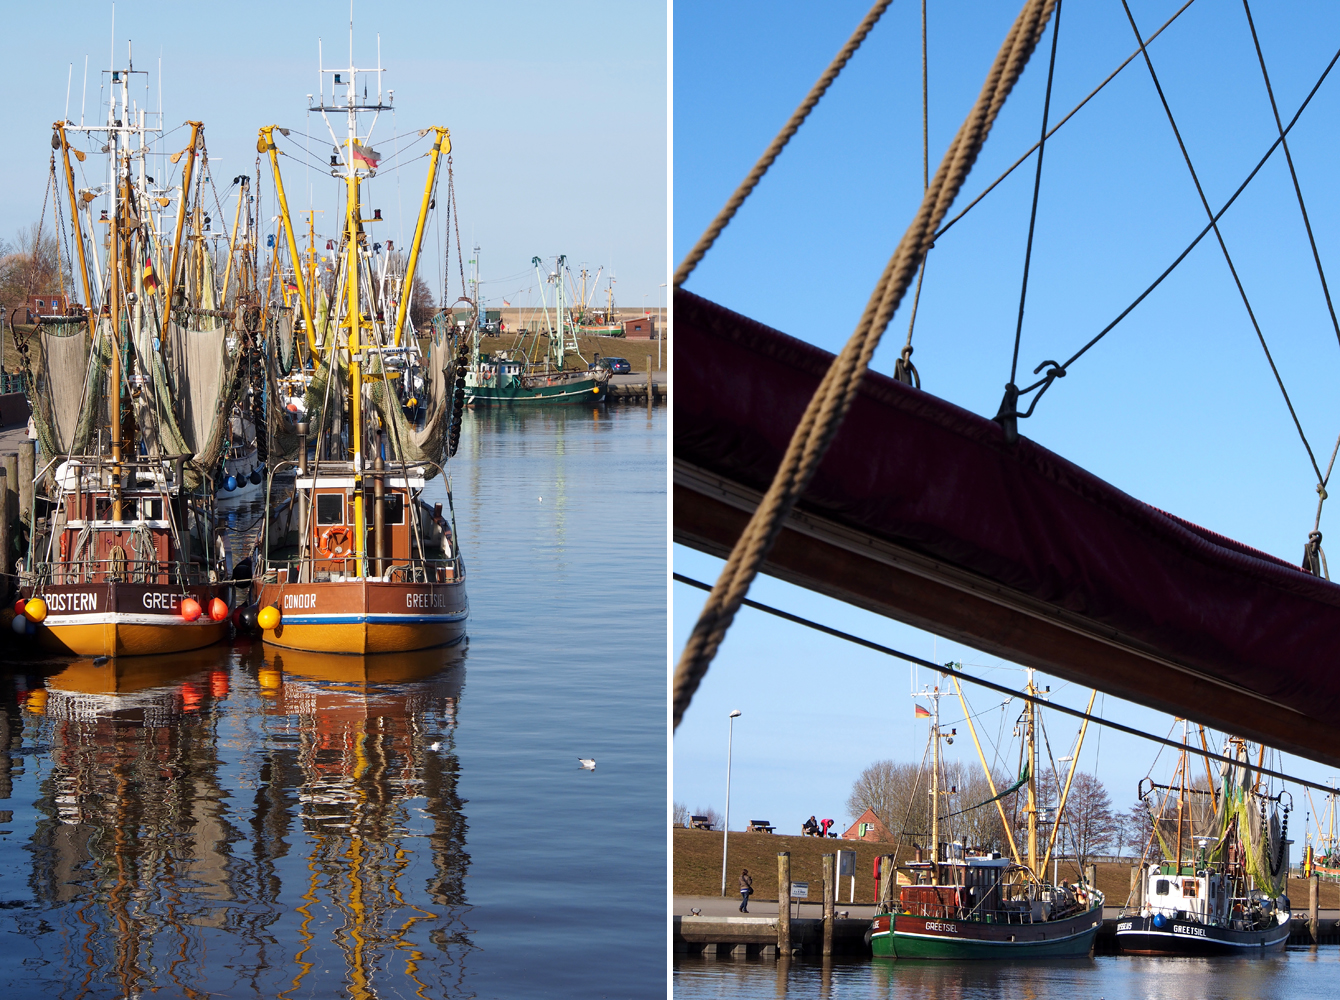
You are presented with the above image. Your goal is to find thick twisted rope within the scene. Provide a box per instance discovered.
[672,0,895,289]
[673,0,1060,730]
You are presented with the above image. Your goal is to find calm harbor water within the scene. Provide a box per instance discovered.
[674,950,1340,998]
[0,404,666,998]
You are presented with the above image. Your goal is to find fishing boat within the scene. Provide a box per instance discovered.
[868,671,1105,959]
[1115,731,1292,955]
[463,255,610,405]
[247,39,468,655]
[15,52,231,657]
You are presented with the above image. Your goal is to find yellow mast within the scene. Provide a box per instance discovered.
[53,122,93,310]
[953,678,1022,866]
[1026,670,1037,875]
[390,126,450,347]
[347,149,365,576]
[166,121,202,306]
[1040,688,1097,876]
[258,126,319,357]
[221,176,246,303]
[110,159,123,522]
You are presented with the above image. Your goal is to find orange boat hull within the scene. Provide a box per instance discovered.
[254,578,468,654]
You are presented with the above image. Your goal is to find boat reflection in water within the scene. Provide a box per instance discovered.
[12,641,471,997]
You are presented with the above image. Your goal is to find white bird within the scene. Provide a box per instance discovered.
[538,496,543,502]
[578,758,596,770]
[430,742,441,751]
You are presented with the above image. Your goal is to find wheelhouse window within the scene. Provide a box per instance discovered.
[1182,880,1198,898]
[316,494,344,525]
[1155,879,1170,895]
[386,492,405,524]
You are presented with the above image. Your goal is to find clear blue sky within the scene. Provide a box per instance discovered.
[674,0,1340,845]
[3,0,666,313]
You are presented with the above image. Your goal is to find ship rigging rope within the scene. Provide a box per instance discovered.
[1002,39,1340,429]
[1242,0,1340,537]
[1120,0,1322,485]
[1008,0,1062,387]
[673,0,1062,730]
[672,0,896,288]
[674,571,1340,796]
[934,0,1197,243]
[896,0,931,387]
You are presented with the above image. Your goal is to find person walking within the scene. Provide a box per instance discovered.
[738,868,753,912]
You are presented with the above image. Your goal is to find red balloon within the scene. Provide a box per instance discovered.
[208,598,229,622]
[180,598,202,622]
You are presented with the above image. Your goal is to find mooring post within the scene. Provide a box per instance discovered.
[822,853,835,957]
[17,441,34,555]
[1085,864,1097,893]
[0,466,9,602]
[1129,865,1140,906]
[647,365,654,403]
[1311,873,1320,944]
[777,852,791,956]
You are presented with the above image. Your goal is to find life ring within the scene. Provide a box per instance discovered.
[319,526,352,557]
[59,533,69,560]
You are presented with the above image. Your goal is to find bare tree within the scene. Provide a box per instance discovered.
[847,758,1012,851]
[1062,772,1117,868]
[0,224,67,313]
[847,760,926,843]
[692,805,721,830]
[672,801,688,827]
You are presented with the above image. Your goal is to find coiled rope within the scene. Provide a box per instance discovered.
[673,0,1061,729]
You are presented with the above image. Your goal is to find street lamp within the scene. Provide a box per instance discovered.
[721,709,742,896]
[658,282,667,371]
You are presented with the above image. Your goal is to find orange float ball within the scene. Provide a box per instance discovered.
[208,598,229,622]
[23,598,47,623]
[180,597,203,622]
[256,605,281,630]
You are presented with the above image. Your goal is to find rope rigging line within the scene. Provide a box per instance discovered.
[673,571,1338,796]
[1242,1,1340,552]
[1008,0,1063,389]
[1002,39,1340,430]
[896,0,931,389]
[935,0,1197,243]
[1120,0,1323,486]
[672,0,1063,731]
[673,0,896,288]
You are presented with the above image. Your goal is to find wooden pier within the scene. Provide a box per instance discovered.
[604,371,665,405]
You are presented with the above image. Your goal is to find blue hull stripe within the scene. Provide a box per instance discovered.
[280,613,469,625]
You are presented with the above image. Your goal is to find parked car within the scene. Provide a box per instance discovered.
[591,356,631,373]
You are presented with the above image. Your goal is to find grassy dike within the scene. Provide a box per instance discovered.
[674,827,1340,909]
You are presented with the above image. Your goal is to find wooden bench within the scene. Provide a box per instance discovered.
[746,820,775,833]
[689,815,714,830]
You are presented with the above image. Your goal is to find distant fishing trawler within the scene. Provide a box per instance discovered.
[15,50,232,656]
[246,36,468,654]
[463,254,610,405]
[868,672,1104,959]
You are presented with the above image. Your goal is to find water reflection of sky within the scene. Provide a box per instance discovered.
[0,405,666,997]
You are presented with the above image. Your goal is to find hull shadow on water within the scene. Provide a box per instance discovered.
[0,640,474,997]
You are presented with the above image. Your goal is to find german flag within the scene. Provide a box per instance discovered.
[914,704,931,719]
[142,254,160,292]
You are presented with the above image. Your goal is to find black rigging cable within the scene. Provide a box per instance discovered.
[672,571,1337,795]
[1009,0,1063,388]
[1120,0,1322,484]
[1004,39,1340,428]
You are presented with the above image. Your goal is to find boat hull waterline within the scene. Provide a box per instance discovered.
[22,583,228,657]
[869,905,1104,959]
[254,579,468,654]
[1115,912,1290,955]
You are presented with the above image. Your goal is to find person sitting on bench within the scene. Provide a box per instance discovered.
[802,815,820,837]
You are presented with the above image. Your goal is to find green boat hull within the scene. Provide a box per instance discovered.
[868,906,1102,959]
[464,376,607,406]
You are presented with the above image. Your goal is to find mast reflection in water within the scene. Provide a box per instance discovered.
[3,642,472,997]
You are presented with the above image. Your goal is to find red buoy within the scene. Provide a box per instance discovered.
[180,597,202,622]
[208,598,229,622]
[13,599,25,617]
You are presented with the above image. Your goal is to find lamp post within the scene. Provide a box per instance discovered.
[721,709,742,896]
[658,282,666,371]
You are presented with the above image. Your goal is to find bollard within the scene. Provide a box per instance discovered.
[823,853,835,957]
[777,852,791,956]
[1311,873,1320,945]
[17,441,34,539]
[1085,864,1097,894]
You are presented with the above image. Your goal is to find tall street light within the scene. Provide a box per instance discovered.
[721,709,742,896]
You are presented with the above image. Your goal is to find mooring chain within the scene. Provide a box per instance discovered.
[673,0,1062,730]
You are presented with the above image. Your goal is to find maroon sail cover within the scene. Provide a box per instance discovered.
[675,288,1340,726]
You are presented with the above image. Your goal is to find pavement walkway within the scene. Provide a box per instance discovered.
[675,895,876,920]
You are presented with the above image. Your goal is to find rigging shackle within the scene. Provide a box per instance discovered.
[893,344,920,389]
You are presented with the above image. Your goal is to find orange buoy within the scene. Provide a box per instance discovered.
[256,605,281,630]
[208,598,229,621]
[180,597,202,622]
[23,598,47,623]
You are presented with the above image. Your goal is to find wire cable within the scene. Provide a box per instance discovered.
[673,571,1336,794]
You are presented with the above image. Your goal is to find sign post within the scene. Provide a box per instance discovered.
[837,850,856,902]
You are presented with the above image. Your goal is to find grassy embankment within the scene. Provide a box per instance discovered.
[674,827,1340,907]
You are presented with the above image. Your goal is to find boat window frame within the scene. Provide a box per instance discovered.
[315,493,344,526]
[1155,879,1170,896]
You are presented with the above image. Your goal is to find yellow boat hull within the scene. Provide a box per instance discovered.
[262,619,465,655]
[37,619,229,658]
[22,582,229,658]
[254,578,468,655]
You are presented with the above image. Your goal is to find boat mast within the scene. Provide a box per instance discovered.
[389,126,449,347]
[166,121,202,308]
[342,53,367,579]
[53,123,93,309]
[931,682,940,885]
[259,127,318,357]
[554,255,566,371]
[1175,720,1188,875]
[1026,668,1037,877]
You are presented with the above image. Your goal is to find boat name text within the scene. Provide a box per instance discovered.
[923,922,958,934]
[1173,925,1206,937]
[142,592,180,610]
[406,592,450,609]
[1117,922,1132,932]
[283,593,318,609]
[45,592,99,612]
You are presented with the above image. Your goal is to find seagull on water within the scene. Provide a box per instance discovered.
[430,742,441,751]
[578,758,596,770]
